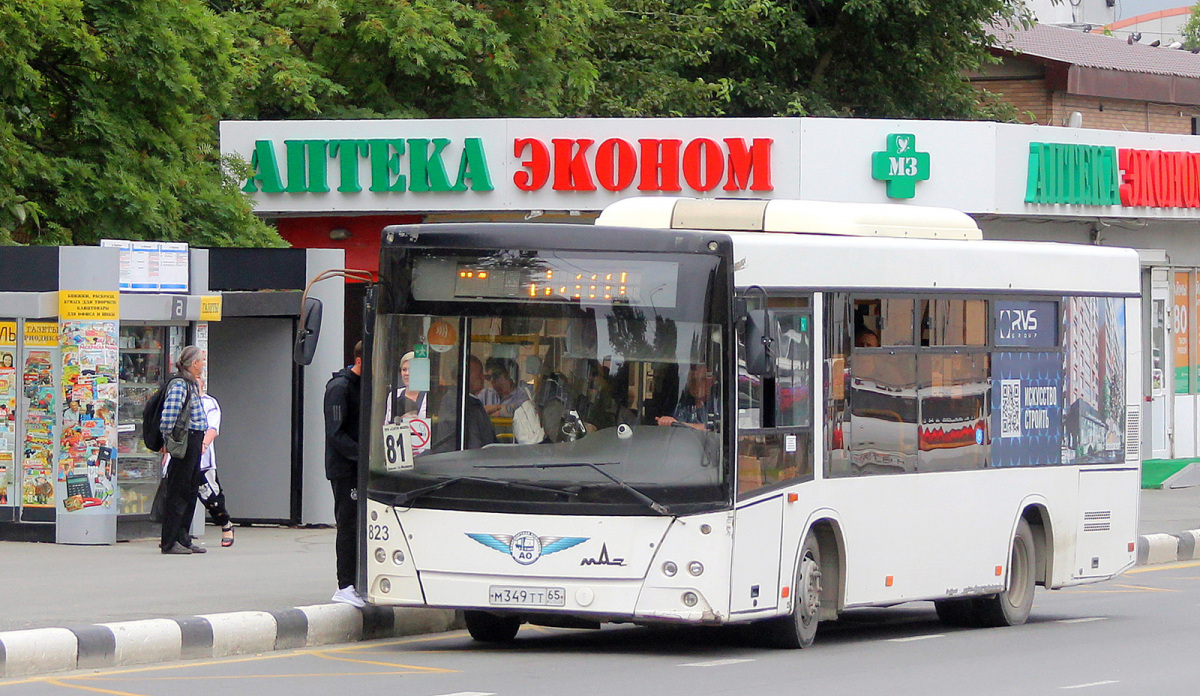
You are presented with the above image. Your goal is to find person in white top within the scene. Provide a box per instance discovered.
[161,377,234,547]
[384,350,432,455]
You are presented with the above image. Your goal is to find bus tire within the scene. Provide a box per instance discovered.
[464,611,522,642]
[933,598,979,627]
[764,533,822,648]
[974,518,1036,627]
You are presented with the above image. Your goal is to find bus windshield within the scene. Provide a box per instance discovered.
[366,249,730,516]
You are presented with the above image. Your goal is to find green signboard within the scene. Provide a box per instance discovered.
[871,134,930,199]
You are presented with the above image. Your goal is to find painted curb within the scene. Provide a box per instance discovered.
[0,606,461,679]
[1136,529,1200,565]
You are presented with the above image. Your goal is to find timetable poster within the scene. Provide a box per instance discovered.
[990,351,1062,467]
[58,320,119,513]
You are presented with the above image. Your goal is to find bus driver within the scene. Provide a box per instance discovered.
[656,364,720,431]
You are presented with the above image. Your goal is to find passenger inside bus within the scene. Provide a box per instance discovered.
[478,357,532,417]
[434,354,497,450]
[479,356,544,444]
[384,350,428,423]
[856,329,880,348]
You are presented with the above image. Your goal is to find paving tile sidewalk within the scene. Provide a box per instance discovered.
[0,525,339,633]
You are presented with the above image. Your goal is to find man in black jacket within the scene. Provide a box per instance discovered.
[324,341,363,607]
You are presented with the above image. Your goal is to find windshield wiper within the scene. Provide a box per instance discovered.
[380,476,575,507]
[479,462,671,515]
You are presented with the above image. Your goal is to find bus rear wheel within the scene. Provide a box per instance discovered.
[974,517,1036,627]
[764,533,822,648]
[464,611,522,642]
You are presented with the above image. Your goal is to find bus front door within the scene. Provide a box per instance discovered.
[729,496,783,616]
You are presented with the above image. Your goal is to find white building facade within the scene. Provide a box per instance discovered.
[223,116,1200,461]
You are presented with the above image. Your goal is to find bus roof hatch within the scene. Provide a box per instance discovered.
[597,197,983,241]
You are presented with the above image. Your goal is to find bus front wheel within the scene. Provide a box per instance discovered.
[764,533,822,648]
[464,611,522,643]
[974,517,1036,627]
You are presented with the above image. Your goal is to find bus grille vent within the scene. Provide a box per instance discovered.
[1083,510,1111,532]
[1125,408,1140,461]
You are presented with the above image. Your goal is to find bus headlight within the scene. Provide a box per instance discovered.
[393,550,406,565]
[682,592,699,607]
[380,578,392,593]
[662,561,678,577]
[688,561,704,576]
[374,548,386,563]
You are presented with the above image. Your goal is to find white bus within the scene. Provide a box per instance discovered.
[357,197,1140,648]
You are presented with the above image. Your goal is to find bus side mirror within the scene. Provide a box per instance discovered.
[294,297,323,365]
[744,309,775,377]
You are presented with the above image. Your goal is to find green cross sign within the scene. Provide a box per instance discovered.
[871,133,930,199]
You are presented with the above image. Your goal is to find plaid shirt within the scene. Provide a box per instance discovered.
[160,378,208,433]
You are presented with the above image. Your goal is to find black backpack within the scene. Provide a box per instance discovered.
[141,378,180,452]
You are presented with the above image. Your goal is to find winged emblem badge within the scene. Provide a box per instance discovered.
[467,531,588,565]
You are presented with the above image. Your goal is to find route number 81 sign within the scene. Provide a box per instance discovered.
[382,422,415,471]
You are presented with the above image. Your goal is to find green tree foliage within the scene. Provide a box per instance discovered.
[0,0,1030,245]
[219,0,611,119]
[1183,2,1200,51]
[0,0,279,246]
[586,0,1031,119]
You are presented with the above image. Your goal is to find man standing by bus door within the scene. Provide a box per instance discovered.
[324,341,365,608]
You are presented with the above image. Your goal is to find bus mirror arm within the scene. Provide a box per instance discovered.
[294,268,375,366]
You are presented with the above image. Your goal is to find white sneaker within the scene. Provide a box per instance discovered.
[331,585,365,608]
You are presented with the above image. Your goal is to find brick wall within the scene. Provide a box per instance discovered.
[978,78,1051,124]
[977,79,1199,134]
[1053,94,1195,134]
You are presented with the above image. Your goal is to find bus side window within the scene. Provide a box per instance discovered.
[856,298,914,346]
[921,299,987,346]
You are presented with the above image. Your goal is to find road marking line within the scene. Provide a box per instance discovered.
[87,671,452,680]
[1057,617,1107,624]
[1112,583,1177,592]
[679,658,755,667]
[1128,560,1200,573]
[335,630,469,651]
[1060,680,1118,689]
[311,651,457,672]
[44,679,144,696]
[888,634,944,643]
[435,693,497,696]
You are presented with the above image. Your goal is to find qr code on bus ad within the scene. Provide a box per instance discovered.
[999,379,1021,438]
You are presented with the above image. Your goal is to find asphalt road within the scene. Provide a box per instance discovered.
[5,559,1198,696]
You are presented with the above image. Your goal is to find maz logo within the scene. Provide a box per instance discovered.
[998,308,1039,338]
[580,543,625,567]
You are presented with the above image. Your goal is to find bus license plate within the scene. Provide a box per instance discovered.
[489,585,566,607]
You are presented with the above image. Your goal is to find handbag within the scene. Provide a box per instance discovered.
[512,400,546,445]
[164,381,193,459]
[149,479,167,523]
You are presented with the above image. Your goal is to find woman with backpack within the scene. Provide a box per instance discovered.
[158,346,209,555]
[158,376,235,547]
